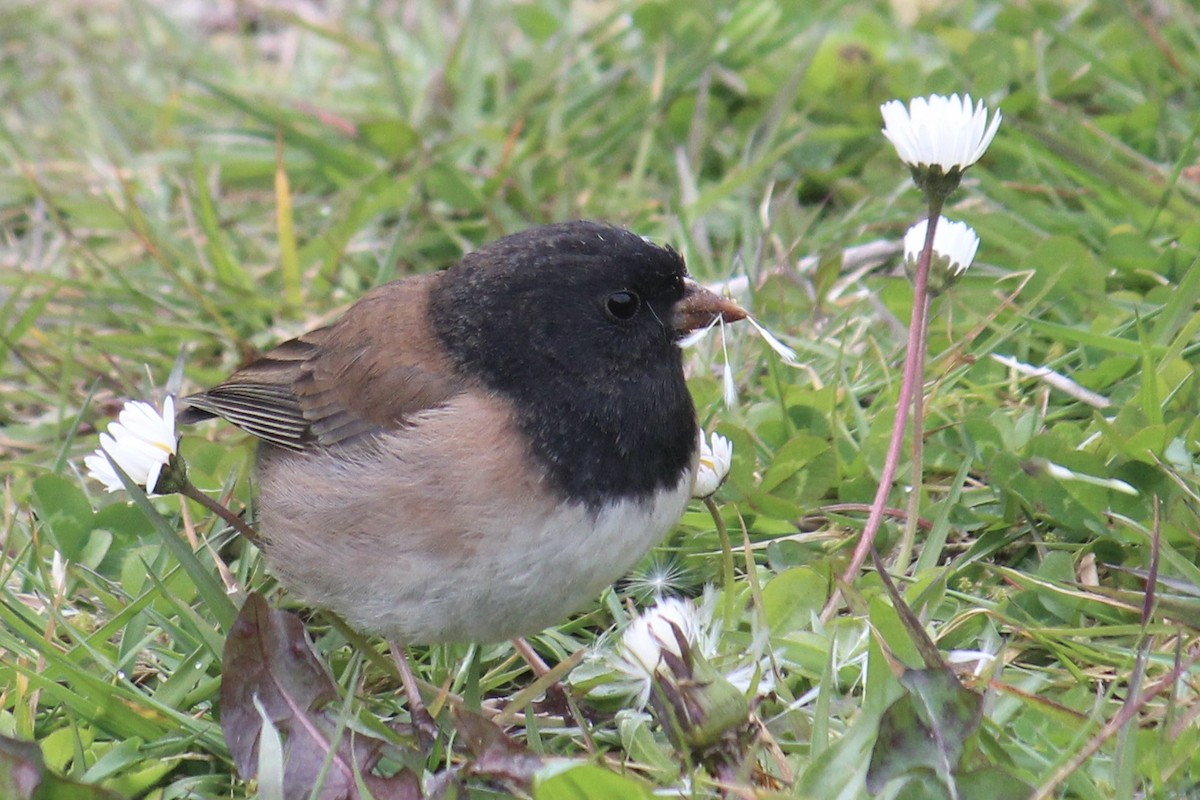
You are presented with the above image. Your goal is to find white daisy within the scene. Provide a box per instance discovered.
[84,397,178,495]
[692,431,733,500]
[881,93,1002,174]
[904,216,981,278]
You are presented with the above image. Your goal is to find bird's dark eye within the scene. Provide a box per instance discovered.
[605,290,641,320]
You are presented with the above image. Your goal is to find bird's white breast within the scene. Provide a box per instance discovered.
[254,394,697,643]
[412,472,694,642]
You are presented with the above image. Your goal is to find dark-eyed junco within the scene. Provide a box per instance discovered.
[181,220,745,644]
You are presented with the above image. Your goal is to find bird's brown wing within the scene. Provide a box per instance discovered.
[179,331,323,450]
[180,273,466,451]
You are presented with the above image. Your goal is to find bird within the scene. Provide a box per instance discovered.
[180,220,745,647]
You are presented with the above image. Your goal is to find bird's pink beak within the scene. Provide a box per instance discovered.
[672,279,747,333]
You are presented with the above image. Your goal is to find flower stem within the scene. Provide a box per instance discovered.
[822,198,943,621]
[179,481,261,545]
[705,497,736,623]
[893,297,929,572]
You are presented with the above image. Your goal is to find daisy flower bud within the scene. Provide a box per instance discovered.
[85,397,182,496]
[692,431,733,500]
[881,93,1001,197]
[903,216,980,294]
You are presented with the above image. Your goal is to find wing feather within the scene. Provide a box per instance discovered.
[180,273,465,450]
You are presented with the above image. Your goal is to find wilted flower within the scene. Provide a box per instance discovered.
[680,310,798,365]
[721,320,738,408]
[945,649,997,678]
[693,431,733,500]
[679,300,799,411]
[612,595,752,759]
[745,316,799,364]
[50,550,68,600]
[614,596,700,703]
[85,397,179,495]
[881,93,1001,195]
[904,216,980,293]
[624,556,695,603]
[1040,459,1139,496]
[676,316,718,349]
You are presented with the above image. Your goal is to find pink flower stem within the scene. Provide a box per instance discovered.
[894,298,929,572]
[821,200,943,621]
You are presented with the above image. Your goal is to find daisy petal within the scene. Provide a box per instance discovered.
[693,431,733,499]
[85,397,178,495]
[881,93,1001,172]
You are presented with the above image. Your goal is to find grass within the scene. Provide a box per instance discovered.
[1,0,1199,797]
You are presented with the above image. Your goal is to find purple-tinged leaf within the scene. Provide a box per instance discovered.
[0,734,128,799]
[220,593,421,800]
[454,706,545,788]
[866,668,983,794]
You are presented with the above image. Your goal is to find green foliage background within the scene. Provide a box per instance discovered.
[1,0,1198,797]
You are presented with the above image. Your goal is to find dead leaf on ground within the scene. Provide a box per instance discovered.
[454,705,546,787]
[0,733,128,800]
[219,592,421,800]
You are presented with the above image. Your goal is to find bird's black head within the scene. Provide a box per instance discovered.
[429,221,701,508]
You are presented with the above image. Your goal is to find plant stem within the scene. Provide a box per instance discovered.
[893,298,930,572]
[1029,640,1200,800]
[822,199,943,621]
[706,497,737,623]
[180,481,261,545]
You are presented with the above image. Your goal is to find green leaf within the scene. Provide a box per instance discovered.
[425,162,486,212]
[512,4,559,42]
[893,771,953,800]
[761,567,827,634]
[358,119,420,158]
[114,469,236,631]
[77,529,113,571]
[32,475,96,561]
[866,669,983,793]
[91,502,153,573]
[1149,249,1200,345]
[758,432,831,493]
[957,766,1036,799]
[1137,323,1163,427]
[616,711,676,783]
[191,157,250,290]
[799,712,876,800]
[534,762,655,800]
[1025,319,1143,356]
